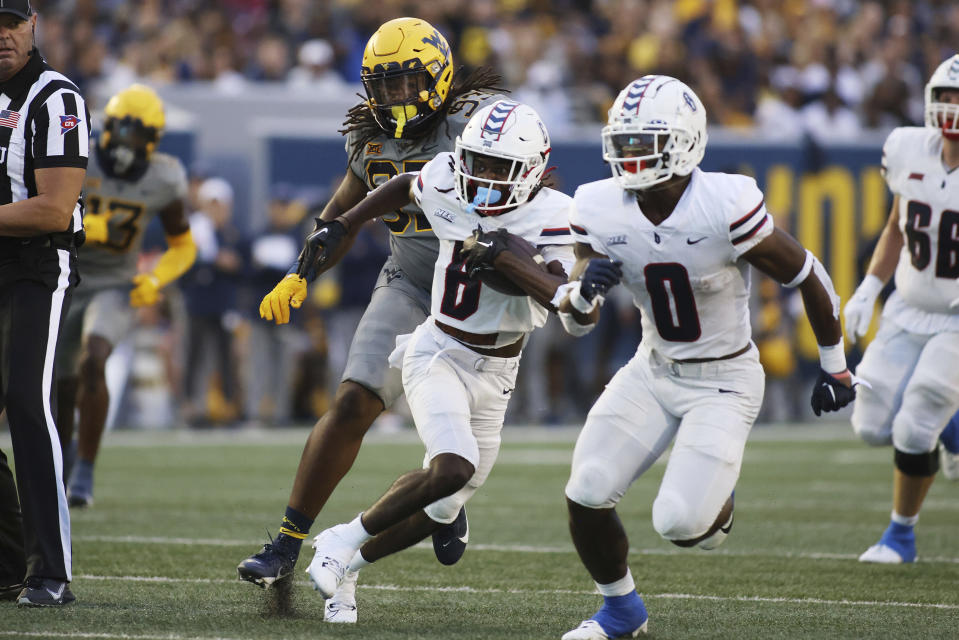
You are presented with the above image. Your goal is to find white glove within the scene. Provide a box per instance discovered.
[843,275,884,344]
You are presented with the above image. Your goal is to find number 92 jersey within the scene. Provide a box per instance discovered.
[412,152,575,347]
[346,91,507,291]
[882,126,959,327]
[570,168,773,361]
[80,149,188,290]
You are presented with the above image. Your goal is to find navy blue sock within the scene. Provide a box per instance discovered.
[276,506,313,554]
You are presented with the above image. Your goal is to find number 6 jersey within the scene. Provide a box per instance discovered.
[412,152,575,347]
[882,126,959,333]
[569,168,773,361]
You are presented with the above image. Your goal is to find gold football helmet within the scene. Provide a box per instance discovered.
[361,17,454,138]
[98,84,165,180]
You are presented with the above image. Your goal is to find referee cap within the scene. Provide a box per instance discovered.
[0,0,32,20]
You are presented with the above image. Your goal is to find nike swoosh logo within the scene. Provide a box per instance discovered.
[687,237,708,245]
[717,388,740,394]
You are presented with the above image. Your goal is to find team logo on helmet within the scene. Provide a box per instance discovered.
[621,77,655,115]
[480,101,520,141]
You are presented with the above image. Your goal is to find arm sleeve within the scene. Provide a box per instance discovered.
[31,88,89,169]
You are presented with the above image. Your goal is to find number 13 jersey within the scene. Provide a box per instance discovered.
[569,168,773,361]
[882,127,959,333]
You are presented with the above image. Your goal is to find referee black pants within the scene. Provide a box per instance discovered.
[0,247,75,583]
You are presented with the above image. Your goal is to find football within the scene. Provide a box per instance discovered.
[472,233,546,296]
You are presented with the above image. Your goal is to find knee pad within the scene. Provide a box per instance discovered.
[652,491,698,541]
[894,448,939,477]
[565,461,619,509]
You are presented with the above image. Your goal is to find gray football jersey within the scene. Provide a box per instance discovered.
[79,150,188,289]
[346,91,507,291]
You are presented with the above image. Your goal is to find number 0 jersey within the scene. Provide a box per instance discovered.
[346,91,506,291]
[412,152,575,347]
[570,168,773,361]
[882,127,959,333]
[79,148,188,289]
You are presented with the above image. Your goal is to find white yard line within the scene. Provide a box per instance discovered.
[70,534,959,564]
[64,574,959,611]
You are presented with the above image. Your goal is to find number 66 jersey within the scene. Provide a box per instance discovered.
[882,126,959,333]
[569,167,773,360]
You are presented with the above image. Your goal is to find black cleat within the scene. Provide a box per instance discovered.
[432,506,469,566]
[16,577,75,607]
[237,538,298,588]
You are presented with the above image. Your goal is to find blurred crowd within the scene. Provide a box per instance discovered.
[39,0,954,429]
[35,0,959,137]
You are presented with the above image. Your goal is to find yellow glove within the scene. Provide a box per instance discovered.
[130,273,161,307]
[84,212,110,244]
[260,274,307,325]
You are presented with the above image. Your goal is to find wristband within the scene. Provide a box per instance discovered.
[857,274,884,300]
[818,338,847,374]
[569,283,601,314]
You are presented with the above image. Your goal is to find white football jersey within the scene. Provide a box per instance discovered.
[570,168,772,360]
[412,152,575,347]
[881,127,959,333]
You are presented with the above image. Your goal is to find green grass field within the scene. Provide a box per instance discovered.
[2,423,958,639]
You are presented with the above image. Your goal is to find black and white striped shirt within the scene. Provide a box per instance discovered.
[0,49,89,237]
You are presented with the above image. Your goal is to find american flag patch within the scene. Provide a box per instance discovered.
[908,172,924,181]
[0,109,20,129]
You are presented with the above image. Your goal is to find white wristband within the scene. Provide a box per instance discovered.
[818,338,847,374]
[856,274,884,300]
[569,283,601,314]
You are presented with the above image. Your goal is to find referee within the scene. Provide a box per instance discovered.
[0,0,89,607]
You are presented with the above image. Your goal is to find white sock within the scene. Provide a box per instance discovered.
[596,569,635,597]
[891,510,919,527]
[336,513,374,548]
[347,549,370,572]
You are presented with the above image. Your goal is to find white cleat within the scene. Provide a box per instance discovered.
[306,526,359,599]
[858,543,913,564]
[324,569,358,623]
[940,447,959,481]
[561,619,648,640]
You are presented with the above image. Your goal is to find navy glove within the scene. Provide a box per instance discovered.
[296,218,349,280]
[580,259,623,302]
[810,369,856,416]
[460,226,509,277]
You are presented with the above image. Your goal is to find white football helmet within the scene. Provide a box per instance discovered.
[924,54,959,140]
[454,100,551,214]
[602,75,707,190]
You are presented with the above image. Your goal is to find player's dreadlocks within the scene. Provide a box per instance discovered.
[341,66,506,163]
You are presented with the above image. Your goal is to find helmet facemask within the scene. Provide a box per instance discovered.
[926,88,959,141]
[362,63,445,138]
[602,123,697,190]
[98,116,158,180]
